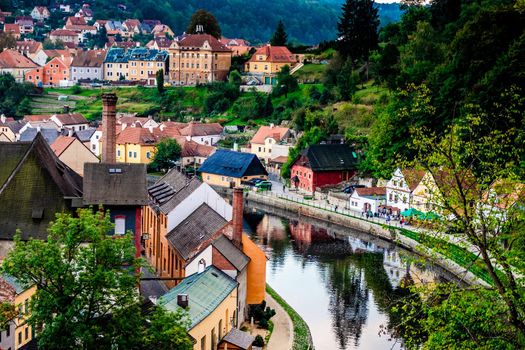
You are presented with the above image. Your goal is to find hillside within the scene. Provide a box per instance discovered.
[7,0,402,44]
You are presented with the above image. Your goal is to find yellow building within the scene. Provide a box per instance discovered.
[115,127,157,164]
[159,266,239,350]
[198,149,268,188]
[249,125,292,164]
[103,47,168,86]
[411,171,442,213]
[244,45,299,84]
[0,274,37,350]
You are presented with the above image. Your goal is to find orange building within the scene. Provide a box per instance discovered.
[25,56,71,86]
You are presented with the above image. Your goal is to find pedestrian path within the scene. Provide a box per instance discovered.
[266,291,294,350]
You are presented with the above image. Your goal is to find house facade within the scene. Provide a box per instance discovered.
[25,56,71,86]
[30,6,50,20]
[179,121,223,146]
[49,29,79,44]
[244,45,299,84]
[0,49,39,82]
[50,135,99,176]
[290,144,358,192]
[168,34,232,85]
[349,187,387,213]
[249,125,292,164]
[70,50,105,82]
[104,47,168,85]
[385,168,426,212]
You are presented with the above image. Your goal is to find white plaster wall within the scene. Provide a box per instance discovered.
[185,245,213,276]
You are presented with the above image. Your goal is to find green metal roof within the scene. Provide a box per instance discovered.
[1,273,28,294]
[159,266,238,329]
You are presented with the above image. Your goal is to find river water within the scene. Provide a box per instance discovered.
[244,209,459,350]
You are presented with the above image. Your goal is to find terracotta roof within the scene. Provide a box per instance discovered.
[53,113,88,125]
[401,169,426,191]
[23,114,50,122]
[355,186,386,197]
[66,16,86,26]
[71,50,105,67]
[43,49,73,59]
[34,6,49,15]
[179,122,223,137]
[251,125,290,144]
[248,45,296,63]
[117,115,149,126]
[50,29,78,37]
[16,40,42,54]
[270,156,288,164]
[176,34,231,52]
[0,49,38,69]
[123,19,141,30]
[116,127,158,145]
[51,135,75,156]
[4,24,20,34]
[180,140,216,158]
[64,24,96,32]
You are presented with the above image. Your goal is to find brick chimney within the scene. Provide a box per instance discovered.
[101,93,118,163]
[232,187,244,249]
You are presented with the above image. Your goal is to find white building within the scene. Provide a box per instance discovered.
[179,121,223,146]
[30,6,50,21]
[385,168,425,212]
[49,113,89,132]
[349,187,387,213]
[70,50,105,82]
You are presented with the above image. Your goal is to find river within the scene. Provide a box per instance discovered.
[243,209,460,350]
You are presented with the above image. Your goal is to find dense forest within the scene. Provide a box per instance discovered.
[2,0,402,44]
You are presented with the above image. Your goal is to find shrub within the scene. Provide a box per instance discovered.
[253,335,265,347]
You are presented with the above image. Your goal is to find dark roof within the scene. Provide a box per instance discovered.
[19,128,61,144]
[71,50,106,67]
[148,168,201,214]
[198,150,268,178]
[212,235,250,271]
[294,144,358,172]
[74,127,96,142]
[0,134,83,240]
[220,328,255,350]
[166,203,227,261]
[83,163,148,206]
[104,47,168,63]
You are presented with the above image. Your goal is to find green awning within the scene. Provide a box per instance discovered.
[401,208,423,217]
[419,211,440,220]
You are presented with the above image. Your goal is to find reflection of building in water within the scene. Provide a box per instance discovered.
[256,214,288,242]
[383,250,407,288]
[409,262,442,287]
[288,220,337,253]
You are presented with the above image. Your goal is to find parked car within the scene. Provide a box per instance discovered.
[255,180,272,191]
[244,178,265,186]
[343,184,366,194]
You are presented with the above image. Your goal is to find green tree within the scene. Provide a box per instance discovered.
[273,65,298,97]
[0,74,34,117]
[337,0,379,66]
[0,32,16,51]
[228,70,242,86]
[143,307,193,350]
[150,138,182,171]
[0,302,16,331]
[186,9,222,39]
[270,20,288,46]
[156,69,165,94]
[42,38,65,50]
[336,59,359,100]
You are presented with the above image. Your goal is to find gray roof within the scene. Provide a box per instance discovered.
[167,203,227,261]
[19,128,60,144]
[198,149,268,178]
[74,127,96,142]
[83,163,148,206]
[1,273,28,294]
[148,169,201,214]
[221,328,255,350]
[212,235,250,271]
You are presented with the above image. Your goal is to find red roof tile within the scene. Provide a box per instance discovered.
[177,34,231,52]
[4,24,20,34]
[53,113,88,125]
[355,187,386,197]
[179,122,223,137]
[248,45,296,63]
[16,40,42,54]
[0,49,38,69]
[51,135,75,156]
[251,125,290,144]
[116,127,158,145]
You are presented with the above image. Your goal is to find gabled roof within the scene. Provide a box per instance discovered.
[83,163,148,206]
[50,29,78,37]
[74,127,96,142]
[104,47,168,63]
[159,265,238,329]
[248,45,296,63]
[4,24,20,34]
[198,149,268,178]
[179,122,223,137]
[166,203,228,261]
[220,328,255,350]
[0,133,83,240]
[23,114,50,122]
[116,127,157,145]
[51,135,75,156]
[293,144,358,172]
[212,235,250,271]
[19,128,60,144]
[355,186,386,198]
[71,50,105,67]
[66,16,86,26]
[250,125,290,144]
[0,49,39,69]
[148,169,202,214]
[16,40,42,54]
[0,119,26,135]
[52,113,88,125]
[176,34,231,52]
[180,140,215,158]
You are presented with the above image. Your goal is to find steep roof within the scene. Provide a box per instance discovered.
[220,328,255,350]
[51,135,75,156]
[294,144,358,172]
[250,125,290,144]
[4,24,20,34]
[0,119,26,135]
[180,140,215,158]
[50,29,78,37]
[19,128,60,144]
[116,127,157,145]
[0,49,38,69]
[212,235,250,271]
[24,114,50,122]
[74,127,96,142]
[16,40,42,54]
[148,169,202,214]
[52,113,88,125]
[179,122,223,137]
[198,149,268,178]
[166,203,227,261]
[83,163,148,206]
[248,45,296,63]
[0,134,83,240]
[159,266,238,329]
[176,34,231,52]
[66,16,86,25]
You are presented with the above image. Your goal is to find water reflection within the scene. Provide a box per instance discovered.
[244,210,457,350]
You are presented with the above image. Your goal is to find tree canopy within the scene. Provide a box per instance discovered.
[149,138,182,172]
[186,9,222,39]
[270,20,288,46]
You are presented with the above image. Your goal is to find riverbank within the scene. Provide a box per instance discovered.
[267,285,314,350]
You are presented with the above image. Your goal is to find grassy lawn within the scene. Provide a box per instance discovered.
[266,285,312,350]
[294,63,327,83]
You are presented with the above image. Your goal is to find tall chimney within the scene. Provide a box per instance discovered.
[232,187,244,249]
[102,93,118,163]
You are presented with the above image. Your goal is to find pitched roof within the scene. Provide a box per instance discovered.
[0,49,38,69]
[74,127,96,142]
[148,169,202,214]
[179,122,223,137]
[251,125,290,144]
[19,128,61,144]
[248,45,296,63]
[401,169,426,191]
[220,38,250,47]
[220,328,255,350]
[50,29,78,37]
[24,114,50,122]
[355,186,386,197]
[51,135,75,156]
[0,134,83,240]
[166,203,228,261]
[71,50,105,67]
[294,144,358,172]
[83,163,148,206]
[104,47,168,63]
[16,40,42,54]
[160,265,237,329]
[176,34,231,52]
[212,235,250,271]
[52,113,88,125]
[4,24,20,34]
[198,149,267,178]
[0,119,26,135]
[116,127,157,145]
[180,140,215,158]
[66,16,86,25]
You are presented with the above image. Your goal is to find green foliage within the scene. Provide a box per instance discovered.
[253,334,265,347]
[0,32,15,51]
[272,65,299,97]
[186,9,222,39]
[337,59,359,100]
[0,302,16,331]
[156,69,165,94]
[0,74,34,117]
[270,20,288,46]
[228,70,242,86]
[142,307,193,350]
[42,38,65,50]
[150,138,182,172]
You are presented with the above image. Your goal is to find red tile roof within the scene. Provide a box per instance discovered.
[24,114,51,122]
[180,139,216,158]
[50,29,78,37]
[248,45,296,63]
[16,40,42,54]
[251,125,290,144]
[355,187,386,197]
[51,135,76,156]
[177,34,231,52]
[66,16,86,26]
[116,127,158,145]
[4,24,20,34]
[179,122,223,137]
[53,113,88,125]
[71,50,105,67]
[0,49,38,69]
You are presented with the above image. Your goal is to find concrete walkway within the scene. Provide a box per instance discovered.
[266,291,294,350]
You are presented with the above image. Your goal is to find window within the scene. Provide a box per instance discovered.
[114,216,125,235]
[218,319,223,339]
[133,151,137,158]
[18,332,22,344]
[128,151,132,158]
[146,152,151,159]
[25,327,28,340]
[200,336,206,350]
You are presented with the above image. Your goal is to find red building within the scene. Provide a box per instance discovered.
[290,144,358,192]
